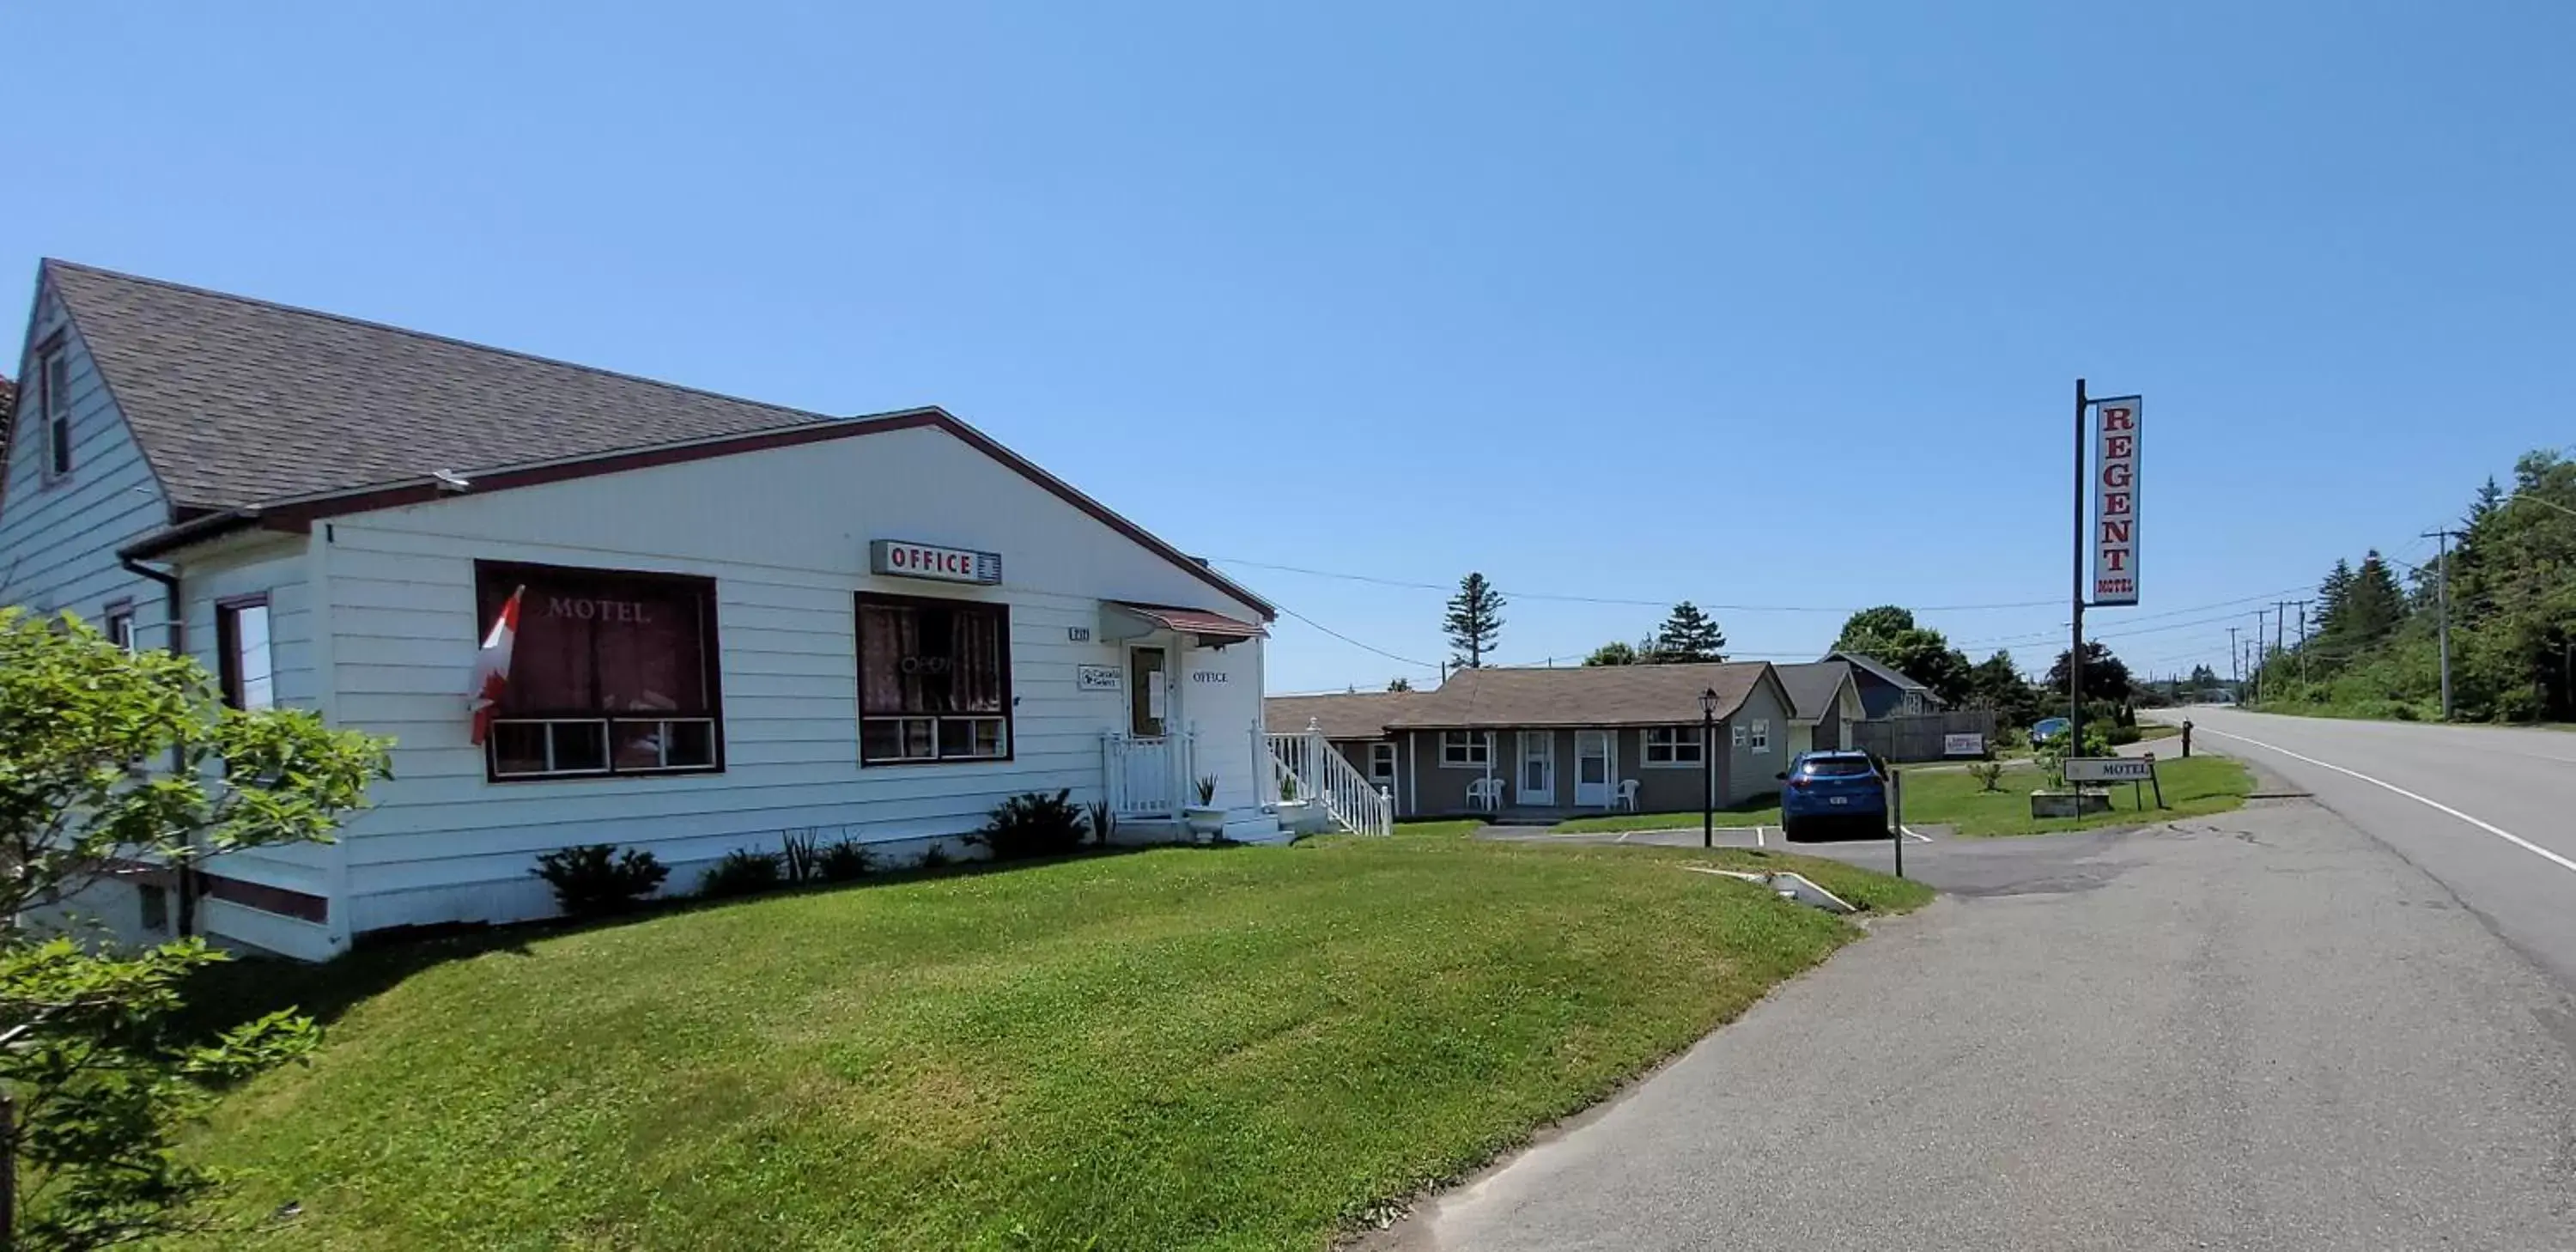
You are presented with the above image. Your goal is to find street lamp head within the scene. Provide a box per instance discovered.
[1698,687,1720,717]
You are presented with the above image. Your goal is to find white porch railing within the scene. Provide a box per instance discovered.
[1267,721,1393,837]
[1104,732,1194,818]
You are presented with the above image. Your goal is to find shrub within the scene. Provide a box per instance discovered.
[1967,762,2006,793]
[815,839,874,882]
[532,844,670,917]
[972,788,1089,860]
[1279,772,1298,803]
[2106,724,2142,746]
[1084,800,1115,848]
[699,848,783,898]
[916,842,952,870]
[781,829,822,884]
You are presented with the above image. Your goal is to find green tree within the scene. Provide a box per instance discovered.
[1962,650,2042,727]
[2045,641,2135,708]
[1442,573,1506,670]
[1831,605,1917,656]
[1649,601,1728,664]
[0,610,391,1249]
[1582,641,1638,666]
[1385,677,1413,692]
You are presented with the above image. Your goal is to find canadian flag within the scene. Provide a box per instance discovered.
[468,586,525,745]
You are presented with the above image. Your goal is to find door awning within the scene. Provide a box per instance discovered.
[1101,600,1269,645]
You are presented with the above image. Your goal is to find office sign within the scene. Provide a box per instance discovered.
[2092,396,2142,605]
[1941,732,1986,757]
[2065,757,2155,782]
[871,539,1002,586]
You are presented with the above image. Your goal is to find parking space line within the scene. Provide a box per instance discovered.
[2197,726,2576,877]
[1754,824,1765,847]
[1900,825,1933,843]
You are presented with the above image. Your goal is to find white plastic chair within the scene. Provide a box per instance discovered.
[1467,777,1506,812]
[1615,779,1641,812]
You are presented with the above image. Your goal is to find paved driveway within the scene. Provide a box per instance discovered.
[1368,792,2576,1251]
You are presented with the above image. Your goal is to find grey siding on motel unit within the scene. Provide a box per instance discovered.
[1391,712,1788,817]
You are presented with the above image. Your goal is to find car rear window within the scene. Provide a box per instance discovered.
[1801,757,1875,778]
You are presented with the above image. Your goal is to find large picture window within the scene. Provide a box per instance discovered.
[1438,731,1489,767]
[857,593,1012,764]
[476,562,722,781]
[1643,726,1704,766]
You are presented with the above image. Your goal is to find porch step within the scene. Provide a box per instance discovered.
[1224,813,1289,845]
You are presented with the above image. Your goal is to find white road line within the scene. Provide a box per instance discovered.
[1900,825,1934,843]
[2197,726,2576,876]
[1755,824,1766,847]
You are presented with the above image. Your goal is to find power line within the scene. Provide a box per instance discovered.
[1950,586,2312,648]
[1270,603,1442,671]
[1206,556,2066,613]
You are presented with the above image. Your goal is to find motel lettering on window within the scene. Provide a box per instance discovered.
[2092,397,2142,605]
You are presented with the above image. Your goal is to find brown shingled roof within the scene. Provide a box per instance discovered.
[1266,690,1425,741]
[44,260,833,512]
[1383,661,1777,730]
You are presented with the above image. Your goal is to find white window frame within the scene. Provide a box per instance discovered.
[1642,726,1704,768]
[1750,719,1771,752]
[1367,741,1397,784]
[103,600,136,652]
[1731,722,1748,748]
[39,345,72,483]
[1437,730,1490,768]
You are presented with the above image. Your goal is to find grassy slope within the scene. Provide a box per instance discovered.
[1896,753,2253,836]
[179,838,1924,1252]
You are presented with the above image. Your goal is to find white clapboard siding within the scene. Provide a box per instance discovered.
[0,287,173,643]
[178,538,339,889]
[317,422,1267,933]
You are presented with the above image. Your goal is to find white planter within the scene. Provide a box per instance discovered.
[1273,799,1327,836]
[1183,805,1228,838]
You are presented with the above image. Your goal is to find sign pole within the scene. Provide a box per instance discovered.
[1889,768,1904,879]
[2070,378,2088,753]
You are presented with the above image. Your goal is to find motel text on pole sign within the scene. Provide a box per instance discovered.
[2091,397,2142,605]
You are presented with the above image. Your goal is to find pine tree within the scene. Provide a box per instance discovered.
[1443,572,1506,669]
[1386,677,1413,692]
[1649,601,1728,663]
[2318,558,2354,636]
[2343,550,2408,644]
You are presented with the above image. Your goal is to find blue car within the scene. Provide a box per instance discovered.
[1777,750,1888,842]
[2031,716,2072,744]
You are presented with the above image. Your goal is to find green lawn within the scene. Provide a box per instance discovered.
[1895,753,2253,837]
[173,837,1923,1251]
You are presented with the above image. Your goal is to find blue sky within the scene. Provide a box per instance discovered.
[8,2,2570,692]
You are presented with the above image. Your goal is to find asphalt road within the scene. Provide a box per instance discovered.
[1370,786,2576,1250]
[2152,707,2576,988]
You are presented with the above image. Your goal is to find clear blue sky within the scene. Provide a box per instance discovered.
[9,2,2570,692]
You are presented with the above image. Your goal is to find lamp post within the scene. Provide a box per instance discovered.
[1699,687,1720,849]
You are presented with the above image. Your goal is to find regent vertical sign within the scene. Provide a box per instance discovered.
[2091,396,2142,605]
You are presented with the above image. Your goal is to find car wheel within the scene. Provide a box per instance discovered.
[1781,819,1813,843]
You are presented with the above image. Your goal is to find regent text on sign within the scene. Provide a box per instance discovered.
[2092,397,2142,605]
[870,539,1003,586]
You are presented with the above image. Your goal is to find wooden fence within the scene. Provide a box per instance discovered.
[1850,709,2001,763]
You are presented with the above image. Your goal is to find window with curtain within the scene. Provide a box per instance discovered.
[475,562,722,781]
[1643,726,1704,765]
[856,594,1012,764]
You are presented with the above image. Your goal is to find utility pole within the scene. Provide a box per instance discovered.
[2253,610,2270,705]
[2275,599,2293,699]
[2422,529,2457,720]
[2295,599,2313,694]
[2228,626,2242,699]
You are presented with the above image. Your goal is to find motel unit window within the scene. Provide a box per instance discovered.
[1368,741,1397,785]
[1731,722,1748,748]
[1438,731,1488,767]
[104,599,136,652]
[1750,720,1771,752]
[215,598,274,710]
[476,562,723,781]
[857,593,1012,764]
[1643,726,1703,766]
[37,343,72,480]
